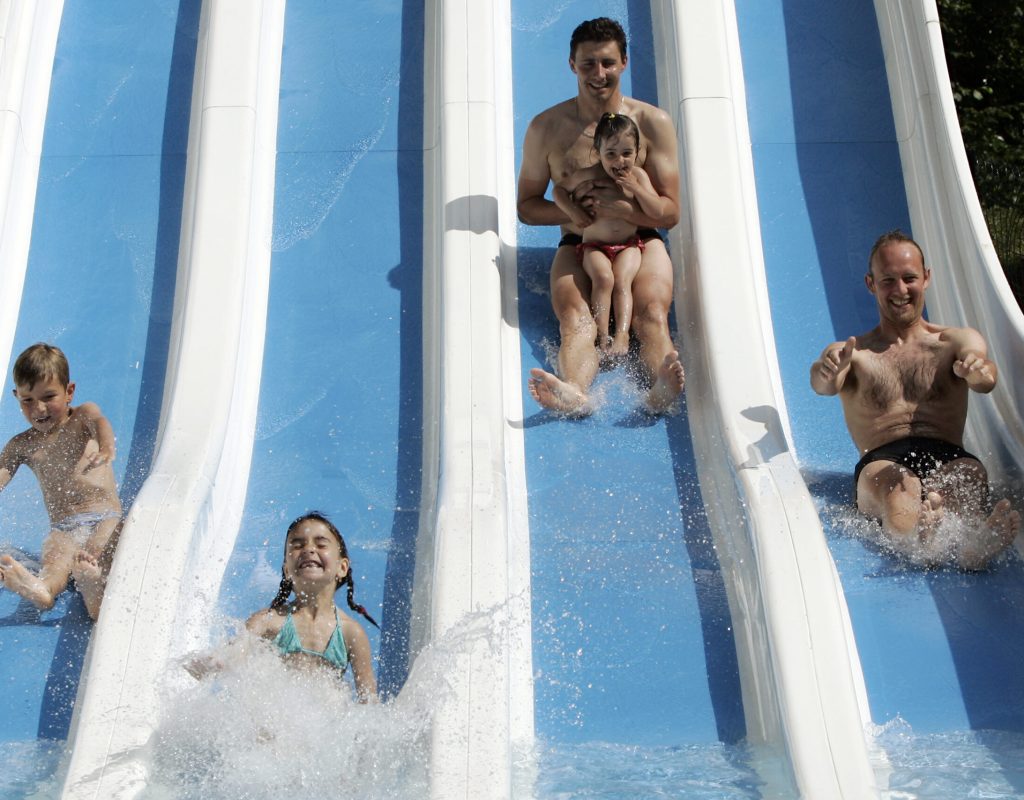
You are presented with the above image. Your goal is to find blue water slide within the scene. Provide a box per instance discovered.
[0,2,196,796]
[511,1,876,797]
[734,0,1024,793]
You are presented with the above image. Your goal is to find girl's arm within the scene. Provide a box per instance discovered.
[344,620,378,703]
[615,166,671,224]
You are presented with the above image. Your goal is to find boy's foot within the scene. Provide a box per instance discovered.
[0,554,53,610]
[956,499,1021,571]
[72,551,106,620]
[645,351,685,414]
[528,368,592,416]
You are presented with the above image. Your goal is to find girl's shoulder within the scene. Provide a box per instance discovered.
[245,605,288,638]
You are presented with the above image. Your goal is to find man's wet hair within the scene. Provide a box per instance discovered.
[867,229,926,276]
[570,17,627,61]
[13,343,70,390]
[594,112,640,152]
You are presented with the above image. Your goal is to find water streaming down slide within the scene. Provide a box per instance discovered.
[0,2,195,796]
[735,0,1024,792]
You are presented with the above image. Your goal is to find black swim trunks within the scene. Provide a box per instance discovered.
[852,436,979,503]
[557,227,664,249]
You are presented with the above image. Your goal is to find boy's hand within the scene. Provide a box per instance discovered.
[85,449,114,471]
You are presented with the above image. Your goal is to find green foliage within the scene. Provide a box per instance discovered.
[938,1,1024,302]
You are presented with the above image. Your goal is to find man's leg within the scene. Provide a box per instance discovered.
[528,245,599,415]
[856,461,947,564]
[925,458,1020,569]
[630,239,684,412]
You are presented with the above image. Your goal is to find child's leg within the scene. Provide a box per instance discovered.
[72,516,122,620]
[0,530,76,611]
[581,249,615,349]
[609,247,642,355]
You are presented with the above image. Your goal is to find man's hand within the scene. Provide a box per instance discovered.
[811,337,855,395]
[953,351,996,391]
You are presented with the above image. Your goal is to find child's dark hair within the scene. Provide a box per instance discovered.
[269,511,379,629]
[570,17,627,61]
[13,343,70,389]
[593,112,640,153]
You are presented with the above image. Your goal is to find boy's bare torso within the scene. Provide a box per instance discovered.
[3,407,120,524]
[840,324,969,454]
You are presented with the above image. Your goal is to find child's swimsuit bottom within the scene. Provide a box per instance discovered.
[274,608,349,672]
[52,510,121,546]
[852,436,979,503]
[575,236,646,265]
[558,227,663,249]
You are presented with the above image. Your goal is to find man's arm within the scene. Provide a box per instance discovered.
[552,172,595,231]
[517,116,571,227]
[949,327,997,393]
[810,337,856,396]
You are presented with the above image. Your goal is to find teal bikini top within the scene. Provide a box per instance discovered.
[273,608,349,672]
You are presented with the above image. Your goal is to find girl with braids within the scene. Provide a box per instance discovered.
[244,512,378,702]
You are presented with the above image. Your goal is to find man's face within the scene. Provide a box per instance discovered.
[570,40,626,102]
[866,241,931,327]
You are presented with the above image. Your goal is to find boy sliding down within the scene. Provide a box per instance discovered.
[0,343,122,619]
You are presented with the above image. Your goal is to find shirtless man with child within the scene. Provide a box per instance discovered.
[517,17,685,415]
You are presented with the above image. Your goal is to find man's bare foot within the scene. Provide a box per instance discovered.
[956,498,1021,571]
[917,491,945,540]
[645,351,685,414]
[73,551,105,620]
[0,554,54,610]
[528,368,592,416]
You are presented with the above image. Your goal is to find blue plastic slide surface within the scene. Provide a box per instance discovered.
[216,0,424,701]
[512,0,744,752]
[736,0,1024,748]
[0,0,197,794]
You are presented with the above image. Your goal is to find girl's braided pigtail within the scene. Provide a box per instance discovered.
[270,576,293,610]
[344,574,379,629]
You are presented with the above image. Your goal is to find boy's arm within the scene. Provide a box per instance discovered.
[78,402,116,466]
[811,337,856,396]
[950,327,997,392]
[0,437,23,493]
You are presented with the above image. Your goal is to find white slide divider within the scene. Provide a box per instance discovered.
[0,0,64,375]
[876,0,1024,484]
[651,1,879,797]
[416,0,532,798]
[59,1,283,797]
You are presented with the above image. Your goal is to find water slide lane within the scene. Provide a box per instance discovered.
[0,2,194,794]
[512,0,745,756]
[216,0,422,714]
[735,0,1024,772]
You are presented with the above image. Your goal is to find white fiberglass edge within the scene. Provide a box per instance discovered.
[876,0,1024,486]
[416,1,533,798]
[651,1,878,797]
[0,0,64,375]
[59,1,283,797]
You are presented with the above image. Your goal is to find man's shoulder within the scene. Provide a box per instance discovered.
[624,97,674,130]
[529,98,577,131]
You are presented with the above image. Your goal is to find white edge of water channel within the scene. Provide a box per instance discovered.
[653,1,882,797]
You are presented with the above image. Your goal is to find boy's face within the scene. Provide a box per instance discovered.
[13,377,75,433]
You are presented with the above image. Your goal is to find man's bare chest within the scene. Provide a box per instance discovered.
[856,345,953,409]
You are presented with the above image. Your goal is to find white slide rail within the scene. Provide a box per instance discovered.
[416,0,533,798]
[0,0,64,376]
[59,1,283,796]
[876,0,1024,482]
[651,1,879,796]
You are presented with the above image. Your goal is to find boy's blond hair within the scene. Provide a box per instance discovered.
[13,343,70,389]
